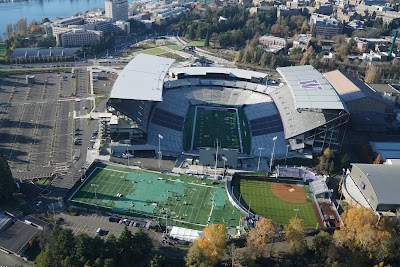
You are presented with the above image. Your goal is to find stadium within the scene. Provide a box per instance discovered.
[107,54,349,164]
[85,54,347,230]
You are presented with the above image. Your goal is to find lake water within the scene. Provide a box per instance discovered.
[0,0,135,38]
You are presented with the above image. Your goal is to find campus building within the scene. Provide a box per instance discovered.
[310,14,342,39]
[343,164,400,214]
[105,0,129,22]
[56,28,103,47]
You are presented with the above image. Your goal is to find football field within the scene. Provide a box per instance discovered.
[192,106,241,150]
[70,164,241,229]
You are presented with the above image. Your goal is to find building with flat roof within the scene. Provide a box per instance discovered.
[324,70,394,132]
[0,220,39,256]
[11,47,81,59]
[343,163,400,212]
[105,0,129,22]
[57,28,103,47]
[310,14,342,39]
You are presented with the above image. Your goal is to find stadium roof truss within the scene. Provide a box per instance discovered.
[110,54,175,102]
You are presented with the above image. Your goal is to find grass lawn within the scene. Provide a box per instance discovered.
[70,163,241,229]
[95,96,107,107]
[187,41,205,47]
[166,45,183,50]
[235,178,319,228]
[140,47,166,55]
[36,178,50,186]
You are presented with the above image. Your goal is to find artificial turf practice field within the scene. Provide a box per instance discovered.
[70,164,241,229]
[236,178,320,228]
[191,106,249,152]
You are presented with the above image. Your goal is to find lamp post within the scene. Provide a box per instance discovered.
[214,138,219,180]
[284,144,290,166]
[222,156,227,179]
[294,208,300,218]
[158,134,163,170]
[91,183,99,211]
[257,147,264,172]
[269,136,278,173]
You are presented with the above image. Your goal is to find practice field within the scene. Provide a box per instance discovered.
[235,178,320,228]
[70,164,241,229]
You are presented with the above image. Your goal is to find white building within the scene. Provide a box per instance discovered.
[105,0,129,22]
[58,29,103,47]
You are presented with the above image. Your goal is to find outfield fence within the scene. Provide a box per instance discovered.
[226,178,253,216]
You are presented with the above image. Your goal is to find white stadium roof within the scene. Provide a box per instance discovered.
[277,65,345,110]
[169,67,267,80]
[110,54,175,101]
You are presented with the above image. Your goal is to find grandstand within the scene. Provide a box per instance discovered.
[108,56,349,163]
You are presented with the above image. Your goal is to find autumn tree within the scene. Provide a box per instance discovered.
[185,240,209,267]
[365,63,383,83]
[196,224,227,266]
[316,148,335,175]
[373,154,381,164]
[284,217,307,255]
[246,218,278,259]
[333,207,395,261]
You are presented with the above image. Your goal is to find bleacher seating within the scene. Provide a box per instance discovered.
[249,115,284,136]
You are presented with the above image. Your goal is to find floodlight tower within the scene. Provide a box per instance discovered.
[158,134,163,170]
[222,156,227,179]
[214,138,220,180]
[91,183,99,211]
[269,136,278,173]
[257,147,264,172]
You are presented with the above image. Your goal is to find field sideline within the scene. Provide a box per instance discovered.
[69,164,241,229]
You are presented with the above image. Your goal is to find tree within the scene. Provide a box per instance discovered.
[185,240,209,267]
[316,148,335,175]
[373,154,381,164]
[197,224,227,266]
[333,207,395,261]
[205,31,210,47]
[284,217,307,255]
[224,243,244,267]
[365,63,382,83]
[149,254,165,267]
[246,218,277,259]
[0,155,15,203]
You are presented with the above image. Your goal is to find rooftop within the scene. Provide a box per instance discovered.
[110,54,175,101]
[168,67,268,81]
[12,47,81,58]
[270,85,330,139]
[277,65,346,110]
[0,221,38,255]
[351,163,400,206]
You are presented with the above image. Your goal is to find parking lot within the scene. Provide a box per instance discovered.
[57,212,157,239]
[0,72,81,175]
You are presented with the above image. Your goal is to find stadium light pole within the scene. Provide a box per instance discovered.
[269,136,278,173]
[222,156,227,179]
[284,144,290,166]
[214,138,219,180]
[257,147,264,172]
[294,208,300,218]
[91,183,99,211]
[158,134,163,171]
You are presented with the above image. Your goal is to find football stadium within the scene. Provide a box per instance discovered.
[107,54,349,162]
[87,54,346,231]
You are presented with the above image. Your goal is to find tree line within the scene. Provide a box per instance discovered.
[186,207,400,267]
[36,226,153,267]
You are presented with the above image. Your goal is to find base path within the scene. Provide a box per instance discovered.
[271,183,308,203]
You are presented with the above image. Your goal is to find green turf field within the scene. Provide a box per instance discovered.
[141,47,166,55]
[235,178,319,228]
[183,106,251,153]
[70,164,241,229]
